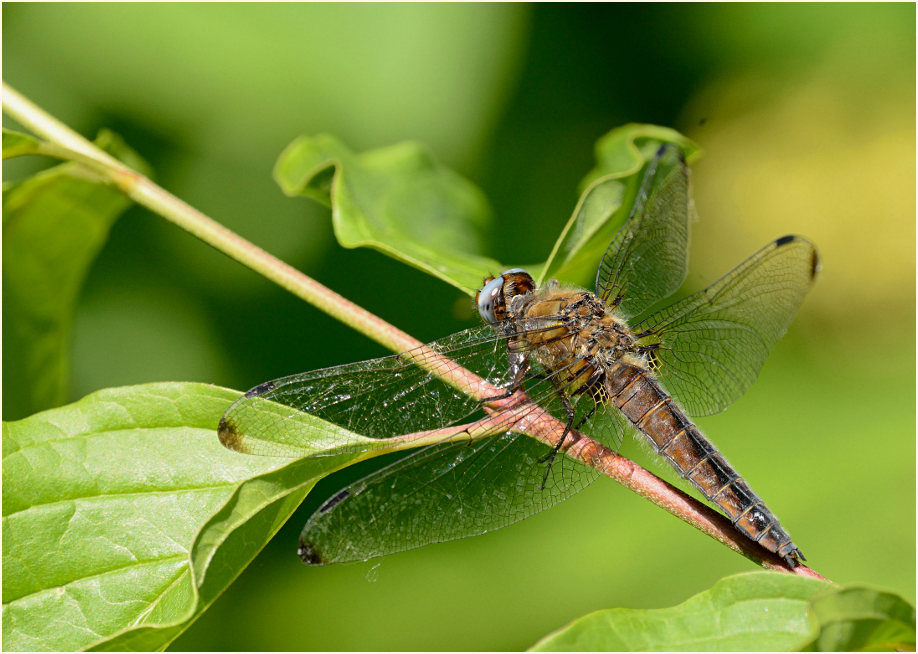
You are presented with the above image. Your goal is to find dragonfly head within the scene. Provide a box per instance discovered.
[476,268,536,324]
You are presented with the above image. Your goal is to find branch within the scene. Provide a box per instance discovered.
[1,81,421,357]
[1,81,827,580]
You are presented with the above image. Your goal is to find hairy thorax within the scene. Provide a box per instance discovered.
[510,284,647,397]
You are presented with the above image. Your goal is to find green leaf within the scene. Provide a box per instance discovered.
[530,571,831,651]
[579,123,702,192]
[540,124,701,286]
[803,586,916,651]
[2,130,148,419]
[274,127,699,295]
[274,133,501,293]
[1,382,357,651]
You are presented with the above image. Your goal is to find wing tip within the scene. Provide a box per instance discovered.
[217,415,252,453]
[653,142,687,165]
[809,249,821,279]
[774,235,820,280]
[298,539,327,565]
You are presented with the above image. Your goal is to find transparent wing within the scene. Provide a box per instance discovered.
[634,235,819,416]
[219,324,512,458]
[299,431,585,565]
[594,144,692,319]
[298,368,628,565]
[220,313,632,565]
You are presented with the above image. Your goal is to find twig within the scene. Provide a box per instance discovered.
[2,81,421,357]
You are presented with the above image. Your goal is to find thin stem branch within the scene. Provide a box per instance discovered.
[2,81,422,357]
[1,81,826,580]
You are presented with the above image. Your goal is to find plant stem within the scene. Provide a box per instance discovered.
[2,81,423,357]
[1,81,827,580]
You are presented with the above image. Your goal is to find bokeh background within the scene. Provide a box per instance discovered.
[3,4,914,650]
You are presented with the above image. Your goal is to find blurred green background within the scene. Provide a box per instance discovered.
[3,4,914,650]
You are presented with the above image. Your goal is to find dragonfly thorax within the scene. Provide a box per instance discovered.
[504,285,648,401]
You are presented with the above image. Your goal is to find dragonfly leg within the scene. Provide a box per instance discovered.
[538,390,576,490]
[536,362,604,487]
[477,386,516,404]
[478,376,540,405]
[478,348,536,405]
[575,403,599,430]
[479,371,554,405]
[537,398,599,469]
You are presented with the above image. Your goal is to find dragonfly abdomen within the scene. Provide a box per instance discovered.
[605,363,804,567]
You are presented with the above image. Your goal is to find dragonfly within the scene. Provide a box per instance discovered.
[219,144,819,568]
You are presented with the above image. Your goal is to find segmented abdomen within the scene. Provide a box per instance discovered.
[605,363,803,566]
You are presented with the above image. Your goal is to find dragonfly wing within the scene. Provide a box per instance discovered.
[298,352,630,565]
[580,399,630,453]
[219,324,511,458]
[634,235,819,416]
[299,429,595,565]
[594,144,693,319]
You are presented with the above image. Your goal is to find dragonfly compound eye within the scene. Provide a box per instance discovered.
[476,268,534,325]
[476,275,506,324]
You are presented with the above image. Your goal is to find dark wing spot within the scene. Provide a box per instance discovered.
[774,234,796,247]
[319,489,350,513]
[654,142,687,164]
[217,416,251,453]
[244,380,277,398]
[298,540,326,565]
[809,249,821,279]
